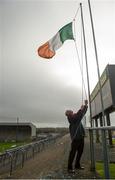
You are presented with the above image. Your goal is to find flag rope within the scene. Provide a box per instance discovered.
[73,15,88,103]
[73,6,80,21]
[81,17,84,105]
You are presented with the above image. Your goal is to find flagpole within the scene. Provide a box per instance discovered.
[88,0,106,126]
[80,3,95,171]
[88,0,110,178]
[80,3,92,127]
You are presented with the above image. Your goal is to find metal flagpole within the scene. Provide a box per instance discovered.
[88,0,106,126]
[88,0,110,178]
[80,3,92,128]
[80,3,95,170]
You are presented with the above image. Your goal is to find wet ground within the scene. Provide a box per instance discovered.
[0,133,101,179]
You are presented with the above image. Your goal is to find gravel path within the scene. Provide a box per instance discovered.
[2,134,99,179]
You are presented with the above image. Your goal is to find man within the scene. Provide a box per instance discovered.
[65,100,88,173]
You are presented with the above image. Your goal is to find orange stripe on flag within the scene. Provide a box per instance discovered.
[38,42,55,59]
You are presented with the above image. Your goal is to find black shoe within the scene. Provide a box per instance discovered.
[75,166,84,170]
[68,169,75,173]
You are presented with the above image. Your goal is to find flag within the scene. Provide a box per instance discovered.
[38,22,74,59]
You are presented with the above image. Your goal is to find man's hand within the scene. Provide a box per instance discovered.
[84,100,88,105]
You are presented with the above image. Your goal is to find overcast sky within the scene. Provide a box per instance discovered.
[0,0,115,127]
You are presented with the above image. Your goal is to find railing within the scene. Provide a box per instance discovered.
[87,126,115,179]
[0,134,60,177]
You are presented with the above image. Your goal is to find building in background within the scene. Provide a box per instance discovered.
[0,122,36,142]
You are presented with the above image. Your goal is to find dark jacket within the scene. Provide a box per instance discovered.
[67,105,88,140]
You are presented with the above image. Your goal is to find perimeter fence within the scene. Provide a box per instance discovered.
[0,134,61,176]
[87,126,115,179]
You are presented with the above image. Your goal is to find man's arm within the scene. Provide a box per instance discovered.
[81,100,88,116]
[81,105,88,116]
[73,100,88,122]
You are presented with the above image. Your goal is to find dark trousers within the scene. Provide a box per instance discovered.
[68,138,84,170]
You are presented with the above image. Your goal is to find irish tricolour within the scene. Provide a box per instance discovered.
[38,22,74,59]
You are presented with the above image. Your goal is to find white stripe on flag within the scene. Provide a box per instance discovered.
[49,32,62,52]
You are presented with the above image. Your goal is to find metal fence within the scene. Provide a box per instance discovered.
[0,134,60,177]
[87,126,115,179]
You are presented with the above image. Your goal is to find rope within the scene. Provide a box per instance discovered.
[81,17,84,104]
[73,6,80,21]
[72,18,88,102]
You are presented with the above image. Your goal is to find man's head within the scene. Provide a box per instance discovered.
[65,110,73,117]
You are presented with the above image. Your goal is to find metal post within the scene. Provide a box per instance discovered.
[20,149,25,168]
[16,117,19,142]
[101,130,110,178]
[88,0,110,178]
[80,3,95,170]
[88,0,105,126]
[7,152,13,176]
[80,3,92,126]
[95,118,100,143]
[100,115,103,126]
[89,129,95,170]
[106,113,113,146]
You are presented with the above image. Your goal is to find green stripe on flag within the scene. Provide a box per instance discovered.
[59,22,74,43]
